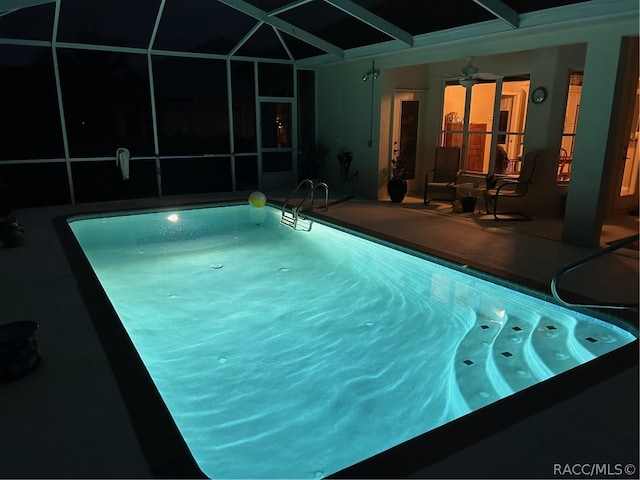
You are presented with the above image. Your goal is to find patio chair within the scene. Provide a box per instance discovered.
[424,146,461,204]
[484,150,539,220]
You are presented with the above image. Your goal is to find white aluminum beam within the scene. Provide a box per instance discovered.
[268,0,314,17]
[0,0,53,13]
[217,0,344,58]
[472,0,519,28]
[323,0,414,46]
[147,0,166,197]
[228,20,262,57]
[51,0,74,203]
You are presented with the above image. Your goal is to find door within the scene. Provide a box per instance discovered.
[391,90,426,184]
[466,123,487,172]
[259,99,295,189]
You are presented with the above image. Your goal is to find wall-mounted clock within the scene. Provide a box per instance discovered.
[531,87,547,104]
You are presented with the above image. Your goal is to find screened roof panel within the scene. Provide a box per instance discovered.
[502,0,590,13]
[0,0,618,64]
[241,0,298,12]
[235,24,290,59]
[0,43,49,67]
[280,31,327,60]
[0,3,54,41]
[277,0,392,50]
[349,0,495,36]
[155,0,258,54]
[57,0,161,48]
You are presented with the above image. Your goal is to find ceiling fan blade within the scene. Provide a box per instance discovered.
[472,72,501,80]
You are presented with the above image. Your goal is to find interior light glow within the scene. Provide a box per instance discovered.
[167,214,179,223]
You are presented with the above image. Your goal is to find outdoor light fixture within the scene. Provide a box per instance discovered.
[363,61,380,147]
[362,68,379,81]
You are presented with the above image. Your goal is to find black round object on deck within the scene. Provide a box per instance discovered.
[461,196,477,212]
[0,218,24,248]
[0,321,40,380]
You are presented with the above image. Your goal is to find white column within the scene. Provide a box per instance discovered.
[561,34,624,247]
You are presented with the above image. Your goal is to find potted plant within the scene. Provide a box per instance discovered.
[387,144,408,203]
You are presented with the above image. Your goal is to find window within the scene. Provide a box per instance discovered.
[0,45,64,160]
[231,61,257,154]
[559,72,583,182]
[71,160,158,202]
[152,55,229,155]
[260,102,294,173]
[258,63,293,97]
[297,69,316,153]
[261,102,292,149]
[160,157,232,195]
[441,76,530,176]
[58,49,154,158]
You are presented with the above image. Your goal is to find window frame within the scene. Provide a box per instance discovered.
[440,75,530,177]
[559,72,583,183]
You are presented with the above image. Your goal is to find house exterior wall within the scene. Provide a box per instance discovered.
[315,8,638,247]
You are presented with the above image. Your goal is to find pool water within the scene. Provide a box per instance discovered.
[69,204,637,479]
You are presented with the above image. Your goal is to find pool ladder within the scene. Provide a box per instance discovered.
[281,179,329,231]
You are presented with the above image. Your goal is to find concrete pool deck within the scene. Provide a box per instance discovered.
[0,191,637,479]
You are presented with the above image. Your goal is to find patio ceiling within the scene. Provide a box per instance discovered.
[0,0,626,65]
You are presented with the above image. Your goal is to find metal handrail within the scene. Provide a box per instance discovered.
[310,182,329,212]
[282,179,314,217]
[551,233,639,311]
[281,179,329,230]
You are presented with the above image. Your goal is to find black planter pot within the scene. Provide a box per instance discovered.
[387,178,408,203]
[0,218,23,248]
[461,196,477,212]
[0,321,40,381]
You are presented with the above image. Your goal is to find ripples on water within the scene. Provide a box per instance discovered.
[70,205,636,479]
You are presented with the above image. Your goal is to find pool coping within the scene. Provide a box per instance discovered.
[54,199,639,479]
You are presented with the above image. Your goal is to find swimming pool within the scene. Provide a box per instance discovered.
[67,203,637,479]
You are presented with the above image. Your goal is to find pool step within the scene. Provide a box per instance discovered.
[454,311,507,410]
[490,314,542,392]
[574,320,626,357]
[454,310,593,411]
[529,315,588,375]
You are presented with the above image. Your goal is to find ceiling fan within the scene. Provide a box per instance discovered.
[455,57,500,88]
